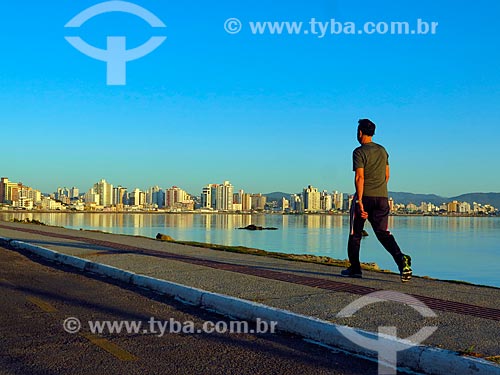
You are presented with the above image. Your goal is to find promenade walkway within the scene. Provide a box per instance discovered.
[0,221,499,368]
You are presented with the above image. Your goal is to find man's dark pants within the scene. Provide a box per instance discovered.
[348,196,404,272]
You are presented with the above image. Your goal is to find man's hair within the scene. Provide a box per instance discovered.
[358,119,376,136]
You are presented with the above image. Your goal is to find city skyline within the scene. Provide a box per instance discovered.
[3,174,500,199]
[0,1,499,197]
[1,175,498,215]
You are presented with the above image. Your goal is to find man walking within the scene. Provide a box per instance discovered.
[341,119,412,282]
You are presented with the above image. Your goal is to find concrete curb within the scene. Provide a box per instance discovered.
[2,237,499,375]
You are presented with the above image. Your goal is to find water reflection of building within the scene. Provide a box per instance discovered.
[162,214,192,229]
[68,213,85,228]
[214,214,232,229]
[304,215,321,229]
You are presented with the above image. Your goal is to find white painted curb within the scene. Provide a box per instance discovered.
[2,237,499,375]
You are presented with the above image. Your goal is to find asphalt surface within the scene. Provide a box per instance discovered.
[0,221,498,360]
[0,245,389,375]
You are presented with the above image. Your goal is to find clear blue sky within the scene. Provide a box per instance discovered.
[1,0,499,197]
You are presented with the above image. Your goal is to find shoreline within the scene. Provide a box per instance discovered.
[2,218,496,289]
[1,210,498,218]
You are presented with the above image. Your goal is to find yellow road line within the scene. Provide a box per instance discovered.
[80,332,138,361]
[26,296,58,313]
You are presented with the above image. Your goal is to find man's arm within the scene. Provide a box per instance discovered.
[355,168,364,200]
[386,165,390,183]
[355,168,368,219]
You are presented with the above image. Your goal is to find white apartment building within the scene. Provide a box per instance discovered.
[216,181,234,211]
[303,185,321,212]
[94,179,113,207]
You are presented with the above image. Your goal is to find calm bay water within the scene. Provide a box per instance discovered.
[1,212,499,288]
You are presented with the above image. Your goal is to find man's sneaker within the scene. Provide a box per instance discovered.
[400,254,412,283]
[340,267,362,278]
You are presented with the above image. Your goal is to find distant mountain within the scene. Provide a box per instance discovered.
[389,191,500,208]
[264,191,500,208]
[264,192,292,202]
[388,192,446,206]
[450,193,500,209]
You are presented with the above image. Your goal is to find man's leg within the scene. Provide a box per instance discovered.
[346,199,366,273]
[368,197,405,267]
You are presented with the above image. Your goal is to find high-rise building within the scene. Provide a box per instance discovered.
[151,186,165,208]
[0,177,8,203]
[333,191,344,211]
[210,184,218,208]
[28,188,42,204]
[342,194,349,211]
[84,188,100,205]
[70,187,79,199]
[15,185,31,209]
[93,179,113,207]
[113,186,128,205]
[447,201,459,213]
[215,181,234,211]
[302,185,321,212]
[9,182,20,204]
[289,194,302,212]
[166,186,189,208]
[56,187,70,200]
[234,190,243,205]
[130,188,144,207]
[232,193,242,211]
[250,193,266,211]
[241,193,252,211]
[320,190,332,211]
[236,189,254,211]
[282,197,289,211]
[201,184,215,209]
[145,186,165,208]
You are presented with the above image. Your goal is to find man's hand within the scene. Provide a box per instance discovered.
[358,201,368,219]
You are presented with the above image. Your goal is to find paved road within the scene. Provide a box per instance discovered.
[0,246,394,375]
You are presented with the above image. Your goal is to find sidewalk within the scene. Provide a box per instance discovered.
[1,221,499,371]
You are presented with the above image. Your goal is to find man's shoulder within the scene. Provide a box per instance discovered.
[354,143,384,151]
[372,142,386,149]
[369,142,388,153]
[353,143,389,156]
[353,145,364,153]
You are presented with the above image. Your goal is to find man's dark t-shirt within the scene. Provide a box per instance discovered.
[352,142,389,198]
